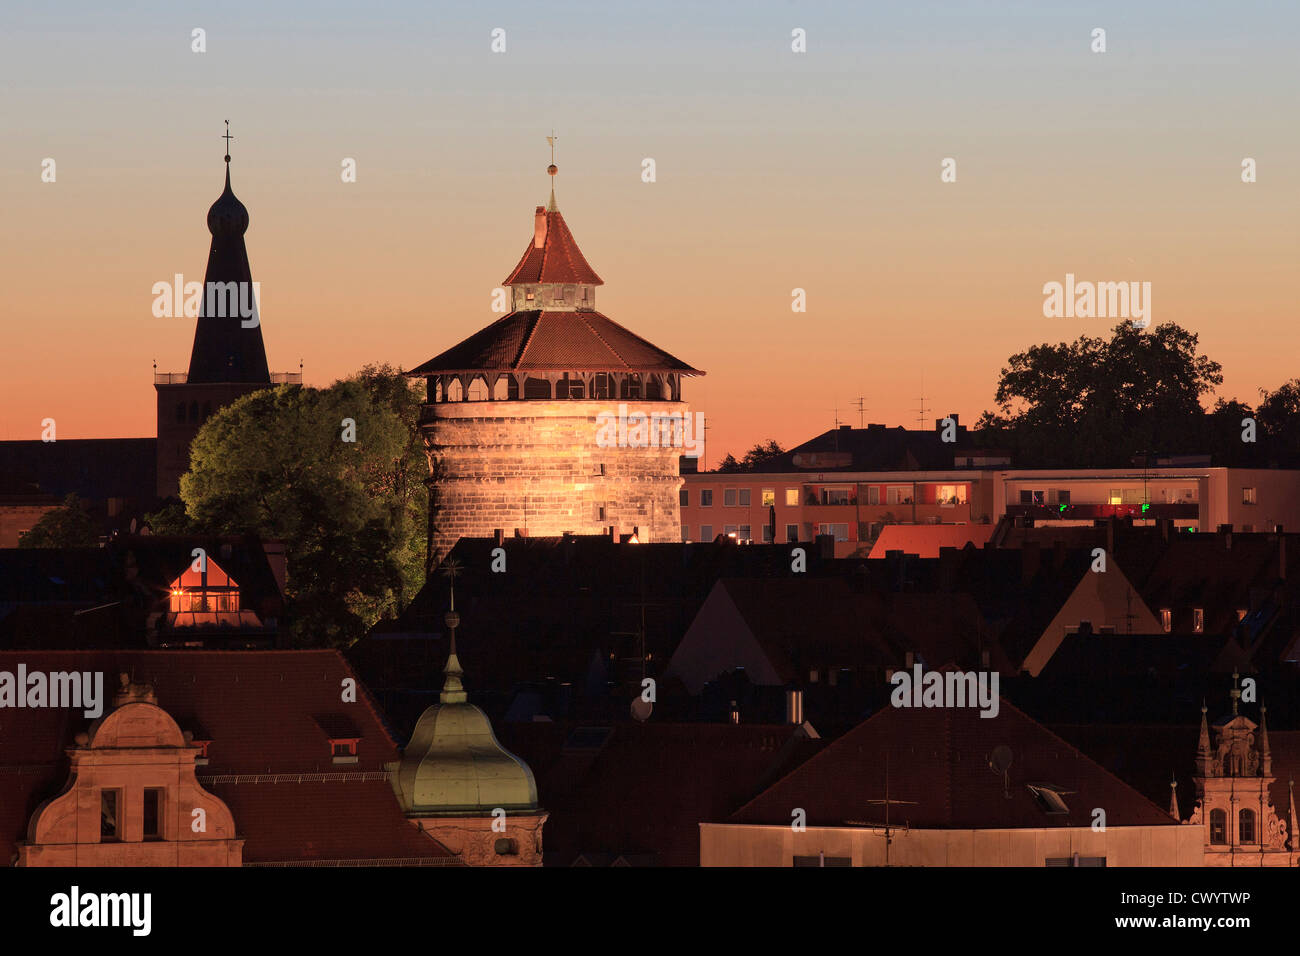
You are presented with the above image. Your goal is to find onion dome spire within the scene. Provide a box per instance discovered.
[207,120,249,238]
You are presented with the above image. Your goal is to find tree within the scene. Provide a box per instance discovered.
[1257,379,1300,467]
[179,364,427,646]
[18,494,98,548]
[977,322,1223,466]
[741,439,786,470]
[715,440,787,473]
[715,453,742,473]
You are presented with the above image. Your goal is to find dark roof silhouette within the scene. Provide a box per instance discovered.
[408,310,699,375]
[729,698,1180,830]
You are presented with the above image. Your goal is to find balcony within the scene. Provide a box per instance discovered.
[1006,502,1199,521]
[154,372,301,385]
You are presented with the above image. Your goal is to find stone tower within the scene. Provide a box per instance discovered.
[408,159,703,562]
[1186,676,1298,865]
[154,140,299,498]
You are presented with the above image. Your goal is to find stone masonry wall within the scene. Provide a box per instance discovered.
[423,400,690,560]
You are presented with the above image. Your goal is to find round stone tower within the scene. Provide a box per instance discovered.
[408,161,703,562]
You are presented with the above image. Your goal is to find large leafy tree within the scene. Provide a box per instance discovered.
[179,364,427,646]
[977,322,1223,466]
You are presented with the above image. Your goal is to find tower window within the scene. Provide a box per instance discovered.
[1210,809,1227,844]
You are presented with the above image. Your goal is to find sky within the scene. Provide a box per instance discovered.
[3,0,1297,465]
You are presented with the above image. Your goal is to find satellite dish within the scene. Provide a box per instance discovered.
[989,745,1014,775]
[630,697,653,722]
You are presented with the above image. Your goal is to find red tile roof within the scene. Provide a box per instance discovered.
[408,310,700,375]
[728,699,1180,830]
[503,208,603,286]
[0,650,457,865]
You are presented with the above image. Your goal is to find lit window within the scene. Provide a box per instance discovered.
[785,489,799,506]
[1160,609,1172,632]
[1242,487,1257,505]
[762,489,776,508]
[1193,608,1204,633]
[1109,489,1122,505]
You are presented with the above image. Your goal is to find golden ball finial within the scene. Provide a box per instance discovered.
[547,164,558,176]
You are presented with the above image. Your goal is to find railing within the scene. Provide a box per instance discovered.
[1006,502,1199,520]
[154,372,302,385]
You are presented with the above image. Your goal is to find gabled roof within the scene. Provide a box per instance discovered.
[503,208,603,286]
[0,649,456,865]
[728,698,1180,830]
[407,310,700,375]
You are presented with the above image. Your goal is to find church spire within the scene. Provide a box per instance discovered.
[186,122,271,385]
[1196,700,1213,777]
[1169,774,1180,820]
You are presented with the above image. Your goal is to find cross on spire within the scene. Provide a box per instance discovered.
[223,120,233,163]
[546,131,558,211]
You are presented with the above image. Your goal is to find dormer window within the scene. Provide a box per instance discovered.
[330,738,359,764]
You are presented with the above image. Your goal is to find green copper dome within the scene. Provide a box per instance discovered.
[393,637,539,816]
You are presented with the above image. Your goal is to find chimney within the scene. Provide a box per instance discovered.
[785,688,804,725]
[534,206,547,248]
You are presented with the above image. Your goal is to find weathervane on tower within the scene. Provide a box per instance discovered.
[223,120,232,164]
[546,131,558,211]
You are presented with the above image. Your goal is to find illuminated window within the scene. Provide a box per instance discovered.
[1160,609,1172,632]
[1242,487,1257,505]
[1109,489,1122,505]
[761,489,776,508]
[785,489,799,507]
[1193,608,1204,633]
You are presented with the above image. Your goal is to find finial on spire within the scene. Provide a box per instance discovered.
[439,559,468,703]
[546,131,558,211]
[1231,671,1241,715]
[223,120,232,164]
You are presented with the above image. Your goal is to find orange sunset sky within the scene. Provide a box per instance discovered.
[3,1,1297,465]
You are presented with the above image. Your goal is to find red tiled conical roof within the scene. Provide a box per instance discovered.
[503,208,603,286]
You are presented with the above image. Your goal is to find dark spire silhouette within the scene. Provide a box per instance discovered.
[186,123,270,384]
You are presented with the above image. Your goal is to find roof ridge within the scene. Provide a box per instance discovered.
[576,312,630,368]
[514,311,545,367]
